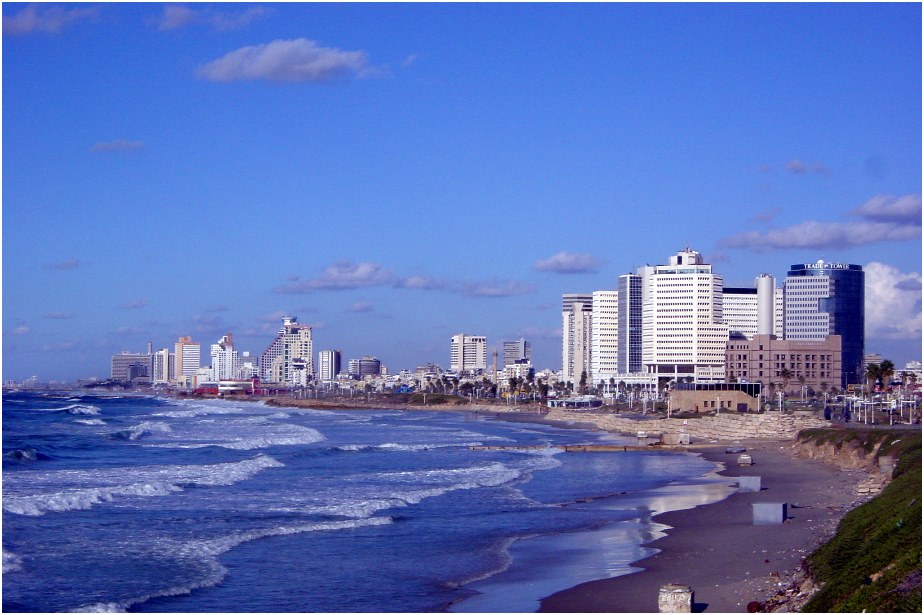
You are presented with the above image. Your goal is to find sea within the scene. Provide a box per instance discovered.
[2,391,734,613]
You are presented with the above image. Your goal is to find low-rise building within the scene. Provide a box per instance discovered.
[726,333,842,394]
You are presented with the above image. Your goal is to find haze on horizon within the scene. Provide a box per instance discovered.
[2,2,921,382]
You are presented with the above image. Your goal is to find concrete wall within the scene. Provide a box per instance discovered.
[545,409,830,441]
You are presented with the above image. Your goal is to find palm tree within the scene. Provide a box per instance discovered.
[778,368,793,394]
[865,363,882,395]
[880,360,895,390]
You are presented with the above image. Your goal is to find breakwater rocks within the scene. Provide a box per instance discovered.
[543,410,830,441]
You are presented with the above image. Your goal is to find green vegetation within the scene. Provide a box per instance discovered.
[800,430,921,613]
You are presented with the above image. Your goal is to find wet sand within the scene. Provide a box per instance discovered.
[538,439,867,613]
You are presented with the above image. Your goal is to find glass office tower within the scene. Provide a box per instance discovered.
[784,261,864,388]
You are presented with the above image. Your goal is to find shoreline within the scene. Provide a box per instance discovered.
[537,439,869,613]
[183,395,871,612]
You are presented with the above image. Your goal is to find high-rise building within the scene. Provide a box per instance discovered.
[210,333,239,381]
[617,273,643,374]
[640,248,729,383]
[348,356,381,378]
[260,316,313,384]
[590,290,619,384]
[561,294,593,384]
[722,287,758,339]
[152,348,174,383]
[110,350,151,381]
[318,350,342,382]
[503,338,532,367]
[450,334,487,374]
[783,260,864,387]
[173,336,201,380]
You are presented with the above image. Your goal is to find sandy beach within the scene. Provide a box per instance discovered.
[538,438,868,613]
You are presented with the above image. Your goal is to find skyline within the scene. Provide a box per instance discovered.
[3,2,922,382]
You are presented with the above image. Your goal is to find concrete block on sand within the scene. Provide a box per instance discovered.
[738,475,762,492]
[752,502,787,525]
[658,584,693,613]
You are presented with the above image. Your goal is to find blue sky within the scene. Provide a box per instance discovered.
[3,2,921,382]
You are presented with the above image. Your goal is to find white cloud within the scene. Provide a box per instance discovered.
[785,159,829,175]
[463,280,537,298]
[156,5,270,31]
[91,140,144,153]
[395,275,447,291]
[534,251,602,274]
[197,38,373,83]
[46,258,81,270]
[276,261,394,293]
[3,4,97,35]
[864,262,922,341]
[851,194,922,225]
[721,193,921,251]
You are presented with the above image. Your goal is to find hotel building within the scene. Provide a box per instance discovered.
[590,290,619,384]
[640,248,729,383]
[209,333,239,381]
[450,334,487,374]
[260,316,313,384]
[173,336,201,380]
[561,294,593,384]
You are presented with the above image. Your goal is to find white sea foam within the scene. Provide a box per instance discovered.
[151,406,246,418]
[72,517,392,613]
[3,455,284,516]
[2,548,24,573]
[34,404,102,415]
[74,418,106,426]
[336,441,484,452]
[114,421,173,440]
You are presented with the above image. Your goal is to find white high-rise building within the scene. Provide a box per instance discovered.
[590,290,619,385]
[173,336,201,380]
[260,316,314,385]
[723,274,779,340]
[640,248,729,383]
[318,350,342,382]
[450,334,487,374]
[722,288,759,338]
[152,348,174,384]
[210,333,239,381]
[562,294,593,385]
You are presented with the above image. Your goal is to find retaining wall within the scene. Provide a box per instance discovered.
[544,410,830,441]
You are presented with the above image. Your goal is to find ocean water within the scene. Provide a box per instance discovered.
[2,391,732,612]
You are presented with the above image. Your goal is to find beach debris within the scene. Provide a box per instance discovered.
[658,584,693,613]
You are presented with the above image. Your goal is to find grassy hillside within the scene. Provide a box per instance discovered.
[800,430,921,612]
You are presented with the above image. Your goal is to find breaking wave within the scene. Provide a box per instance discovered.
[3,455,284,516]
[72,517,393,613]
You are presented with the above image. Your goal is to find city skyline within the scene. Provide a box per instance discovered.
[3,2,921,382]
